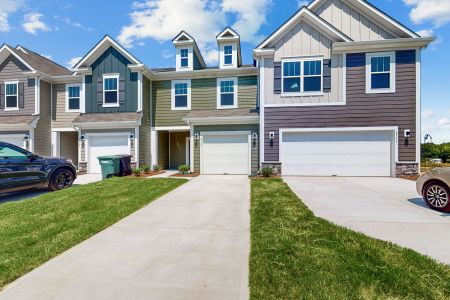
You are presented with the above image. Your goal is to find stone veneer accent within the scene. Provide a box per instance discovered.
[396,163,419,176]
[261,162,282,175]
[78,162,87,174]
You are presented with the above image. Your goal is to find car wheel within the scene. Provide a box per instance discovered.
[423,182,450,213]
[49,168,75,191]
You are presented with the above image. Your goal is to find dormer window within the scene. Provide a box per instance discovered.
[224,45,233,65]
[180,48,189,68]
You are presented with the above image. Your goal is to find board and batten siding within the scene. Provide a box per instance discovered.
[264,50,417,163]
[34,80,52,156]
[0,55,35,116]
[152,76,257,127]
[314,0,397,41]
[84,46,138,114]
[139,76,151,166]
[193,124,259,174]
[52,83,81,128]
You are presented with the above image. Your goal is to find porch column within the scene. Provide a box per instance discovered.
[150,128,158,168]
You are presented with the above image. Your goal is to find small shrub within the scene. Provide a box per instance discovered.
[132,168,142,177]
[260,166,273,178]
[178,164,190,174]
[153,164,161,171]
[142,165,151,173]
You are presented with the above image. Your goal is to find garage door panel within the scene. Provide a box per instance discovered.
[281,131,392,177]
[0,135,25,148]
[88,135,130,174]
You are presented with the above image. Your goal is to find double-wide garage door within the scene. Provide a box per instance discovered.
[280,130,393,177]
[0,134,25,148]
[202,133,250,175]
[88,134,130,174]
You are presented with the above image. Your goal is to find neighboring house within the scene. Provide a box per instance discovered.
[151,29,259,175]
[56,35,152,173]
[0,44,72,156]
[254,0,433,176]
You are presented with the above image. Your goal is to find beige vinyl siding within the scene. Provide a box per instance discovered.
[52,83,81,128]
[60,132,78,166]
[152,76,257,127]
[0,55,35,116]
[139,76,151,167]
[34,80,51,156]
[193,124,259,174]
[314,0,396,41]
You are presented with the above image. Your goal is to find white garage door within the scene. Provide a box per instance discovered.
[280,130,393,177]
[88,134,130,174]
[0,134,25,148]
[202,133,250,175]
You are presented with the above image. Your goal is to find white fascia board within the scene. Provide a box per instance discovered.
[152,67,257,81]
[154,126,190,131]
[256,8,351,50]
[73,120,142,130]
[182,116,259,125]
[332,38,435,54]
[0,45,36,72]
[74,35,141,69]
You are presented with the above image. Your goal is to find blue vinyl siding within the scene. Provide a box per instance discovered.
[84,46,138,113]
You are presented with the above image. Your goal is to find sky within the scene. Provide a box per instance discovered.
[0,0,449,143]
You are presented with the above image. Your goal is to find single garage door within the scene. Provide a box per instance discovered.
[280,130,393,176]
[88,134,130,174]
[0,134,25,148]
[202,133,250,175]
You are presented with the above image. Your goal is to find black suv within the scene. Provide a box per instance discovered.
[0,142,77,194]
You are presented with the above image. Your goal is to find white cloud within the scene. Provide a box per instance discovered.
[63,17,94,31]
[0,0,25,32]
[202,47,219,65]
[422,109,434,118]
[404,0,450,27]
[438,117,450,128]
[66,56,82,70]
[162,49,174,59]
[416,29,433,37]
[297,0,309,8]
[22,12,51,34]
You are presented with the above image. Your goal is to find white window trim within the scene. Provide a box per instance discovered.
[217,77,238,109]
[4,81,19,111]
[176,47,193,71]
[281,57,324,97]
[102,74,120,107]
[223,45,233,66]
[366,52,396,94]
[171,79,191,111]
[65,83,82,112]
[219,43,237,69]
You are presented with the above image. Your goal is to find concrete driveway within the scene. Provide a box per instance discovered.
[284,177,450,265]
[0,175,250,300]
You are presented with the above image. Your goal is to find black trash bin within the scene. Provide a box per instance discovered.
[116,155,132,176]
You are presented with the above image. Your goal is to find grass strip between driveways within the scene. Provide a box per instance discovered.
[0,177,186,289]
[250,178,450,300]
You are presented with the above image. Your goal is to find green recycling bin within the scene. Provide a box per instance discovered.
[98,156,121,180]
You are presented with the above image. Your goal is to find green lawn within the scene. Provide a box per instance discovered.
[0,177,186,288]
[250,179,450,300]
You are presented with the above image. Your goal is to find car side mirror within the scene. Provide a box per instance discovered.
[27,153,38,161]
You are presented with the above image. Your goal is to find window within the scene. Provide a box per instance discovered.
[224,45,233,65]
[217,77,238,109]
[180,48,189,68]
[171,80,191,110]
[5,82,18,110]
[66,84,81,112]
[366,52,395,93]
[0,145,27,160]
[103,75,119,107]
[282,59,322,95]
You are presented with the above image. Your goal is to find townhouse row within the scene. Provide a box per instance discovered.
[0,0,433,177]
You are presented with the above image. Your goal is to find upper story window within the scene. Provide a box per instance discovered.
[103,74,119,107]
[66,84,81,112]
[282,58,322,95]
[217,77,238,109]
[224,45,233,65]
[5,81,18,111]
[180,48,189,68]
[171,80,191,110]
[366,52,395,93]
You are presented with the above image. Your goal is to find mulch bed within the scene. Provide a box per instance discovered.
[170,173,200,178]
[398,175,419,181]
[129,170,165,177]
[250,175,282,179]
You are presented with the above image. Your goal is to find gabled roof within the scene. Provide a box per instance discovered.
[217,27,242,66]
[74,35,142,70]
[172,30,207,69]
[256,7,352,49]
[308,0,420,38]
[0,44,35,72]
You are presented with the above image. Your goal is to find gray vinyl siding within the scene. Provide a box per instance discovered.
[52,83,81,128]
[193,53,202,70]
[84,46,138,113]
[264,50,417,163]
[139,76,151,167]
[34,80,52,156]
[194,124,259,174]
[152,76,257,127]
[314,0,397,41]
[0,55,35,116]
